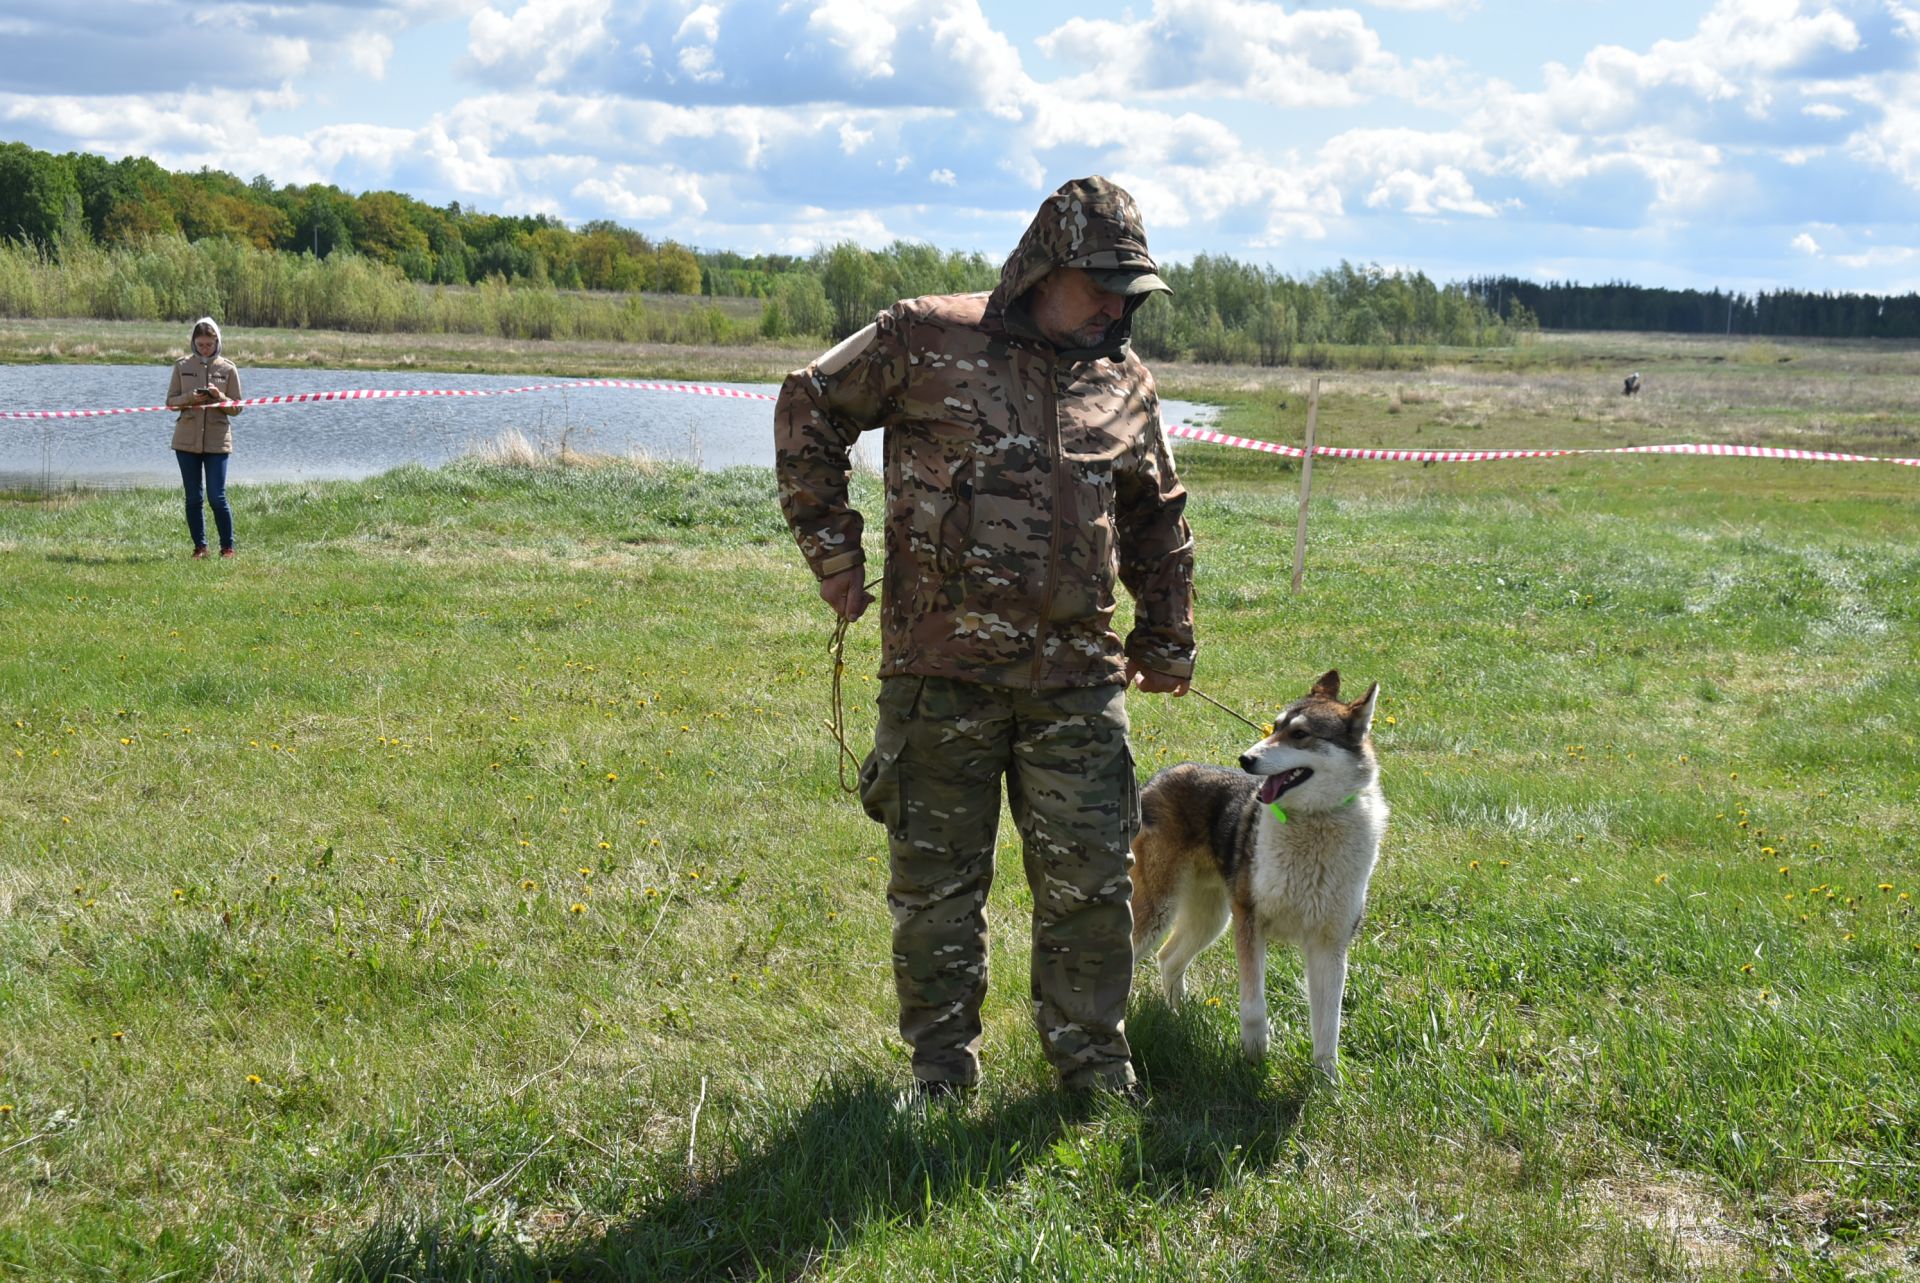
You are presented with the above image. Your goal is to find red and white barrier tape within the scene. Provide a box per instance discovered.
[1164,423,1920,468]
[0,378,776,421]
[4,379,1915,467]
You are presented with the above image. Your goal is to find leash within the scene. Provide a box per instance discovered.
[1183,685,1269,735]
[824,580,882,795]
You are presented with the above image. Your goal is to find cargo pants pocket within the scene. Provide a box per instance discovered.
[858,677,924,835]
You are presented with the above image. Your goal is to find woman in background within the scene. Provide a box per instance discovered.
[167,316,244,558]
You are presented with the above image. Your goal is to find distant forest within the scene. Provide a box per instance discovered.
[1467,276,1920,341]
[2,140,1914,355]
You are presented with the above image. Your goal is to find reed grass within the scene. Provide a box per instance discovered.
[0,237,761,345]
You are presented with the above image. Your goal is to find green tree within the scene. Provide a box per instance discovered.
[650,242,702,294]
[0,144,81,247]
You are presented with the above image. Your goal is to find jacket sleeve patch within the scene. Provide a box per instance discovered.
[815,323,880,378]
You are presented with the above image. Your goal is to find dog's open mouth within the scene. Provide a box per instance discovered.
[1256,767,1312,805]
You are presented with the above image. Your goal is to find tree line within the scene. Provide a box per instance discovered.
[1468,276,1920,341]
[14,140,1906,354]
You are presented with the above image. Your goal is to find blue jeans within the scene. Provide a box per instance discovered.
[175,450,234,551]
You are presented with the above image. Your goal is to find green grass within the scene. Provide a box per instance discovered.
[1,338,1917,1280]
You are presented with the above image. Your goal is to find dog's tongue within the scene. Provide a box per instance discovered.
[1257,768,1309,805]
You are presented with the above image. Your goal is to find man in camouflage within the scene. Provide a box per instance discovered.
[774,176,1196,1096]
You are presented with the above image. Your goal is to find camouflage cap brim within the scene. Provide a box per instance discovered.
[1086,268,1171,297]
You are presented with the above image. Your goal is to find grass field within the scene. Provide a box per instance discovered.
[1,334,1917,1280]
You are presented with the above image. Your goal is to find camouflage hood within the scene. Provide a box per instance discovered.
[984,176,1164,360]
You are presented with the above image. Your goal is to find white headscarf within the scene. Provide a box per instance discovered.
[191,316,223,358]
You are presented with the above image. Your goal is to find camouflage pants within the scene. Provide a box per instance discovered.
[858,676,1140,1090]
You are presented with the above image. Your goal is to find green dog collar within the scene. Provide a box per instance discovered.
[1269,793,1358,824]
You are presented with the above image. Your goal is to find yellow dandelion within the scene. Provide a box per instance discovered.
[569,902,587,914]
[1655,874,1668,886]
[1900,892,1911,902]
[521,879,538,891]
[1844,932,1856,942]
[1879,883,1894,892]
[1204,996,1222,1007]
[111,1031,125,1041]
[1779,866,1791,876]
[605,772,618,782]
[1741,963,1754,974]
[518,839,531,847]
[246,1074,263,1085]
[597,841,611,850]
[644,887,660,899]
[119,737,131,746]
[0,1104,12,1116]
[1499,860,1510,868]
[172,888,185,899]
[1761,846,1775,857]
[1384,714,1397,725]
[577,866,592,877]
[1469,860,1481,870]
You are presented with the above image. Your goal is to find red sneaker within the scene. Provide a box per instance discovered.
[191,546,209,560]
[219,547,236,559]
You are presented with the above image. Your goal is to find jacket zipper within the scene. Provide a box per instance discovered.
[1029,348,1064,691]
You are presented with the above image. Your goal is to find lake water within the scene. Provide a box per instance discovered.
[0,363,1219,488]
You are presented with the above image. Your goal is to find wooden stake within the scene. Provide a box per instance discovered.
[1290,377,1319,596]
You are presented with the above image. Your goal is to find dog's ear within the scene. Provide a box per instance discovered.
[1311,669,1341,699]
[1348,682,1379,738]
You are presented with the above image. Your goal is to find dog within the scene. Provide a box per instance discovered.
[1130,670,1387,1080]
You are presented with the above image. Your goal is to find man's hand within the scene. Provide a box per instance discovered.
[1125,659,1189,696]
[819,567,874,622]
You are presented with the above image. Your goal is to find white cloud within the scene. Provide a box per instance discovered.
[348,33,396,80]
[1037,1,1407,107]
[8,0,1920,291]
[468,0,611,86]
[1364,165,1495,216]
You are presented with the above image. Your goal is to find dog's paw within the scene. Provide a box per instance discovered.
[1313,1055,1341,1084]
[1238,1015,1270,1062]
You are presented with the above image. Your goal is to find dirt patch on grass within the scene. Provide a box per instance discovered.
[1581,1171,1749,1273]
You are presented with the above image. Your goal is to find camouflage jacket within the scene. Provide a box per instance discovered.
[774,177,1196,691]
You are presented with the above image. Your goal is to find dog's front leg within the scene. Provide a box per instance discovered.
[1304,937,1348,1081]
[1232,908,1269,1062]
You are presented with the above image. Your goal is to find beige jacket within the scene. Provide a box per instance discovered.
[168,354,243,454]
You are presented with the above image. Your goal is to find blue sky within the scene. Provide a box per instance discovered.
[5,0,1918,292]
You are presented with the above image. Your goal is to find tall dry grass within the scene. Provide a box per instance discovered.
[0,236,760,345]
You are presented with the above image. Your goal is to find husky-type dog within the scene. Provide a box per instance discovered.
[1131,671,1386,1079]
